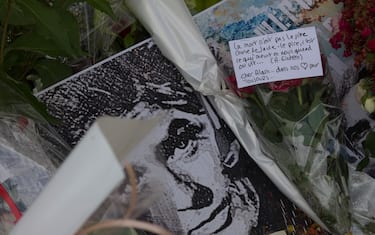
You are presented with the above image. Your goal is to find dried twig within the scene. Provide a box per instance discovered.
[123,161,138,219]
[76,161,172,235]
[76,219,173,235]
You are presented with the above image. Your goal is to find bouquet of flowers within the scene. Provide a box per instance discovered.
[226,61,351,234]
[123,0,359,233]
[330,0,375,191]
[330,0,375,114]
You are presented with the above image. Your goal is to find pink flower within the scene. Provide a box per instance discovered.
[268,79,303,92]
[368,39,375,53]
[361,27,373,38]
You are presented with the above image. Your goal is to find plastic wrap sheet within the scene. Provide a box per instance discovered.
[68,0,135,70]
[10,117,162,235]
[125,0,223,95]
[0,113,70,234]
[350,168,375,234]
[125,0,328,231]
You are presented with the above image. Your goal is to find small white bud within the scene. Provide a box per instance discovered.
[364,97,375,114]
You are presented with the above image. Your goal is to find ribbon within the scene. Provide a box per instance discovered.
[0,183,22,223]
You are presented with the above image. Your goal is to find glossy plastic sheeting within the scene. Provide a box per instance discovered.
[125,0,328,231]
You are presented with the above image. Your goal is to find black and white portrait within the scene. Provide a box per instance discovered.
[38,39,320,234]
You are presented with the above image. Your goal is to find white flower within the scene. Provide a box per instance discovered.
[355,79,367,102]
[364,96,375,113]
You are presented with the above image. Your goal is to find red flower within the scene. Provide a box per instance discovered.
[268,79,303,92]
[227,76,303,95]
[329,33,343,49]
[339,19,351,31]
[227,75,255,96]
[238,85,256,95]
[361,27,373,38]
[368,39,375,53]
[227,75,237,87]
[370,7,375,14]
[343,49,352,57]
[17,116,29,130]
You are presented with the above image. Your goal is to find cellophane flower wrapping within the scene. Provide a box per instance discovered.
[79,163,163,235]
[124,0,362,233]
[225,61,351,234]
[0,79,70,233]
[0,113,70,234]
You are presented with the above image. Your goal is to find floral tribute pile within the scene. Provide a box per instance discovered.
[226,56,351,234]
[330,0,375,175]
[222,1,375,234]
[330,0,375,114]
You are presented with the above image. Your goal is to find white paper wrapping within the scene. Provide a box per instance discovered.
[125,0,224,95]
[125,0,328,230]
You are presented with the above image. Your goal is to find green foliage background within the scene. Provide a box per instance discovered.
[0,0,115,121]
[0,0,220,122]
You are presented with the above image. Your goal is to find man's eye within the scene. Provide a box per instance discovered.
[178,141,187,149]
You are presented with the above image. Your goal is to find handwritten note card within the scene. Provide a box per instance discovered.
[229,27,323,88]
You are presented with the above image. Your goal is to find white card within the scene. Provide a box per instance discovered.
[229,27,323,88]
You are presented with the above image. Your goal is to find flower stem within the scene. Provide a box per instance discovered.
[250,93,263,108]
[297,86,303,106]
[0,0,12,65]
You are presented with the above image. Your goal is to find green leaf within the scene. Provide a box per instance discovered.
[0,73,58,123]
[0,1,35,25]
[279,119,295,136]
[194,0,219,11]
[16,0,77,56]
[124,228,139,235]
[3,50,30,70]
[356,157,370,171]
[307,104,328,135]
[53,0,78,8]
[8,31,71,57]
[123,35,135,48]
[326,154,348,186]
[295,121,315,146]
[57,9,86,56]
[269,91,307,122]
[307,82,327,108]
[34,59,72,89]
[54,0,115,18]
[245,95,266,128]
[185,0,220,14]
[363,131,375,158]
[326,156,337,178]
[263,120,283,143]
[86,0,115,19]
[366,52,375,65]
[3,50,42,80]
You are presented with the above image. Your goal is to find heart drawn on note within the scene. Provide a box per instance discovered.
[300,62,308,70]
